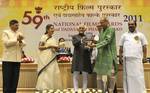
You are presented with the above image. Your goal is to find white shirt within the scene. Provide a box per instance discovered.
[119,31,148,58]
[2,29,26,62]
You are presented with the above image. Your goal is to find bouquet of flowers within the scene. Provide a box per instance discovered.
[21,57,34,63]
[21,50,34,63]
[57,56,71,63]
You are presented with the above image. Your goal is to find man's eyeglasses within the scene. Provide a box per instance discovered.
[79,27,85,30]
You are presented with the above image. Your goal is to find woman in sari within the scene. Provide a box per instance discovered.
[36,24,62,90]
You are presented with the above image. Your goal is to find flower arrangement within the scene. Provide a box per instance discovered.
[21,50,34,63]
[21,57,34,63]
[57,56,71,63]
[35,88,102,93]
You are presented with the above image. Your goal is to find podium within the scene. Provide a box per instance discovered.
[0,63,37,93]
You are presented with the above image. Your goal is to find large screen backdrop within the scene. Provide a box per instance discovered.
[0,0,150,61]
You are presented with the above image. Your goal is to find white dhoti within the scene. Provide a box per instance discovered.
[123,57,147,93]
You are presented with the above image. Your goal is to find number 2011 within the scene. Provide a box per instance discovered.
[124,15,143,22]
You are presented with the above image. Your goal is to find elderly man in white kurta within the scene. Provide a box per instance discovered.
[119,20,148,93]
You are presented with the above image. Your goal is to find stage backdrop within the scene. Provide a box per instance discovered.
[0,0,150,61]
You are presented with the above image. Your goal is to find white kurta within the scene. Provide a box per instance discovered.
[36,35,62,90]
[2,29,26,62]
[119,31,148,93]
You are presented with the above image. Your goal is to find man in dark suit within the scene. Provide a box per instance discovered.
[71,24,92,92]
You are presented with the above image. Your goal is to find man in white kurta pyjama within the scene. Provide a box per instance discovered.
[119,21,148,93]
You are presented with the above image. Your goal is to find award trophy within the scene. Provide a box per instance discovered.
[84,32,94,47]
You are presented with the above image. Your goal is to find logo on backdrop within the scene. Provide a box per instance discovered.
[22,7,50,29]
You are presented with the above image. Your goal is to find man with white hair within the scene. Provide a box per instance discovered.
[71,24,92,92]
[89,17,118,93]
